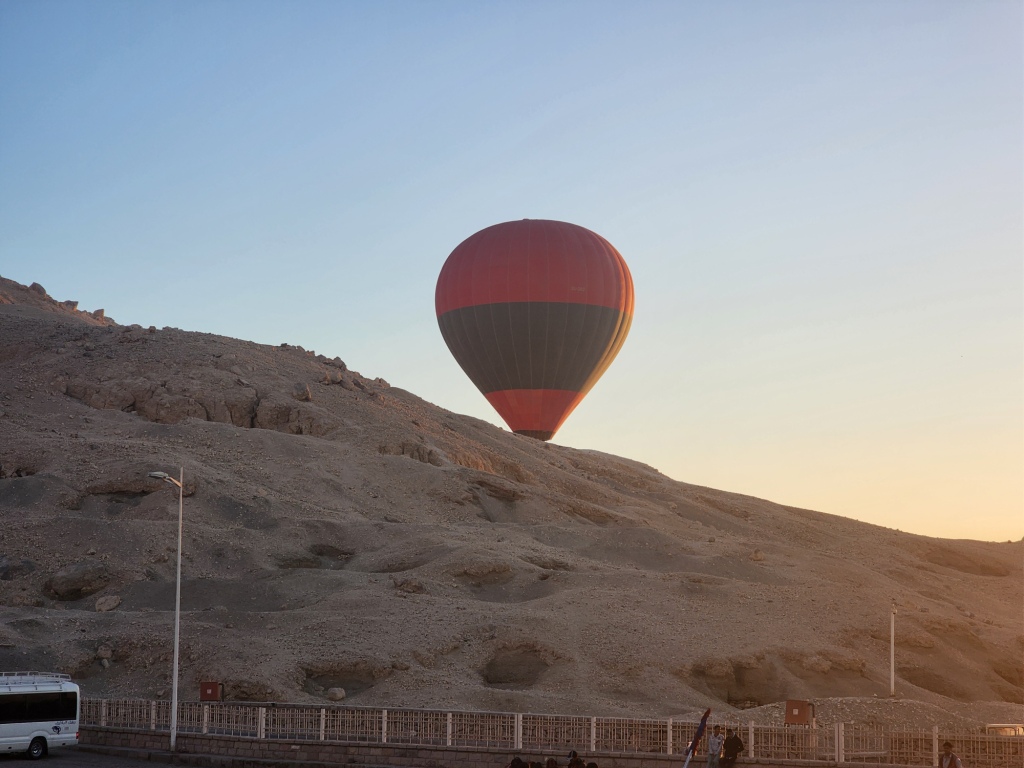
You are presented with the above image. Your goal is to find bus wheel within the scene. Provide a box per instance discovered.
[28,737,47,760]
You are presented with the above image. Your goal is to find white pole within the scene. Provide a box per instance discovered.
[890,603,896,696]
[170,467,183,751]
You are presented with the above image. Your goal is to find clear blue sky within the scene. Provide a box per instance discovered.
[1,1,1020,541]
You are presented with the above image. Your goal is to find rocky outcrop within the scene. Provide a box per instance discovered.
[0,276,116,325]
[378,441,446,466]
[254,395,333,436]
[62,370,341,435]
[44,560,110,600]
[0,556,36,581]
[64,373,257,427]
[471,477,526,501]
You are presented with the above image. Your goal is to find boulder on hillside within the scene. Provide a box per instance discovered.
[44,560,110,600]
[95,595,122,612]
[0,555,36,581]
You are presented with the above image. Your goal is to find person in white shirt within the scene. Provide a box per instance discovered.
[706,725,725,768]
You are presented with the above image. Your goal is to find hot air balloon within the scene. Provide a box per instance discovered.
[435,219,634,441]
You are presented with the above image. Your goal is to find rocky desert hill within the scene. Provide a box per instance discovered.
[0,276,1020,728]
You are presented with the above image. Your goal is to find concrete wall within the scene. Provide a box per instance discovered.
[81,725,724,768]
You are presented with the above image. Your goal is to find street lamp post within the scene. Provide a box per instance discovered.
[890,602,897,697]
[148,468,184,752]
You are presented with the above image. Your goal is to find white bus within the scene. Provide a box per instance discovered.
[0,672,80,760]
[984,724,1024,736]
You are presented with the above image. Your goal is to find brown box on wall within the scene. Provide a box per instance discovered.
[200,681,223,701]
[784,699,814,725]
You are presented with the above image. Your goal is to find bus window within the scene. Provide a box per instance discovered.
[59,692,78,720]
[25,692,61,722]
[0,694,27,724]
[0,692,74,724]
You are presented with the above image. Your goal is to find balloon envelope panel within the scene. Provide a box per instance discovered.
[436,219,633,441]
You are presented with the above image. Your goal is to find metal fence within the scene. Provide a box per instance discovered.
[82,699,1024,768]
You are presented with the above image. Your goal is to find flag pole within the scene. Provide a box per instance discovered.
[683,709,712,768]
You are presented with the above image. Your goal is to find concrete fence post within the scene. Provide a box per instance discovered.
[748,722,754,759]
[382,709,388,744]
[447,713,453,747]
[515,714,523,750]
[932,726,939,767]
[100,700,107,727]
[590,717,596,752]
[667,718,673,755]
[202,704,209,735]
[834,723,841,762]
[838,723,845,763]
[320,708,326,741]
[258,707,266,740]
[150,701,156,731]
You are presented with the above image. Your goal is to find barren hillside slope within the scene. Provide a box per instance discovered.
[0,277,1020,726]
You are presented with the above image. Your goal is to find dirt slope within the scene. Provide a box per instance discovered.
[0,277,1020,727]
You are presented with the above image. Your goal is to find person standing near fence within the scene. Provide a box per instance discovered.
[941,741,963,768]
[707,725,725,768]
[721,728,744,768]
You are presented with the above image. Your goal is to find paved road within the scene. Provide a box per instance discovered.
[0,746,367,766]
[0,748,158,767]
[0,746,405,767]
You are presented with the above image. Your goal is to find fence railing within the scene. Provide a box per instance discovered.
[81,699,1024,768]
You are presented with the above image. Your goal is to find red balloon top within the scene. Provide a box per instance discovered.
[435,219,634,316]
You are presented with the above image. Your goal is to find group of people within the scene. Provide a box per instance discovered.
[506,729,745,768]
[508,730,964,768]
[507,752,598,768]
[704,725,745,768]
